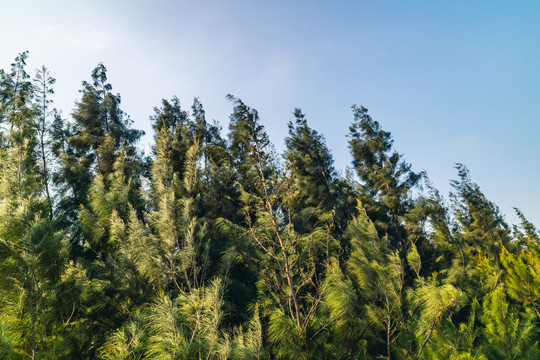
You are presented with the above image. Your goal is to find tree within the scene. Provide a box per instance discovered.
[221,96,340,359]
[445,165,510,298]
[143,97,224,293]
[1,55,540,359]
[0,197,67,359]
[348,105,421,251]
[150,97,190,177]
[32,65,57,217]
[0,52,38,200]
[144,141,211,293]
[71,152,153,357]
[284,108,356,237]
[324,202,406,359]
[58,63,144,224]
[0,57,68,357]
[450,164,512,259]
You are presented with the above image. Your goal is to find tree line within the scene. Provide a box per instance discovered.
[1,52,539,359]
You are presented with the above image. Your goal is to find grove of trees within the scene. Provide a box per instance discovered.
[1,52,539,359]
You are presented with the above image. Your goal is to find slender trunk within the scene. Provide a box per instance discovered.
[40,131,52,218]
[274,224,301,327]
[39,87,53,218]
[416,316,438,360]
[251,125,301,328]
[386,299,392,360]
[17,145,23,200]
[102,82,109,133]
[253,163,302,327]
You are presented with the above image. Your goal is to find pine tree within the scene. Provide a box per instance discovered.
[1,54,540,359]
[150,97,190,177]
[446,164,510,298]
[142,97,222,294]
[0,56,68,358]
[57,63,144,224]
[284,108,356,237]
[32,65,57,217]
[324,201,406,359]
[0,197,67,359]
[348,105,421,251]
[69,152,153,357]
[0,52,38,199]
[450,164,511,258]
[145,140,210,292]
[226,95,303,327]
[221,96,340,359]
[403,180,454,277]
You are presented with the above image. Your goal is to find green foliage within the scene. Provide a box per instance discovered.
[229,306,265,359]
[418,300,486,359]
[323,259,369,358]
[285,109,340,232]
[347,202,406,358]
[32,65,57,217]
[501,245,540,317]
[451,164,512,257]
[409,279,466,359]
[442,165,509,300]
[480,285,539,359]
[407,242,421,277]
[146,138,211,292]
[57,63,144,225]
[0,57,539,359]
[349,105,421,251]
[100,278,230,360]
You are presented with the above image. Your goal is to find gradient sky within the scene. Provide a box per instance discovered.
[2,0,539,226]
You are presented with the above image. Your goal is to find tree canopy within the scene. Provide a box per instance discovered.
[0,53,538,359]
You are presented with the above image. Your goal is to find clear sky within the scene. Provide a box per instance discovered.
[2,0,539,226]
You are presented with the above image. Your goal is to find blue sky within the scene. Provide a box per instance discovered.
[2,0,539,225]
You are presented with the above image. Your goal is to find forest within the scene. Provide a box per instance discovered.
[0,51,539,359]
